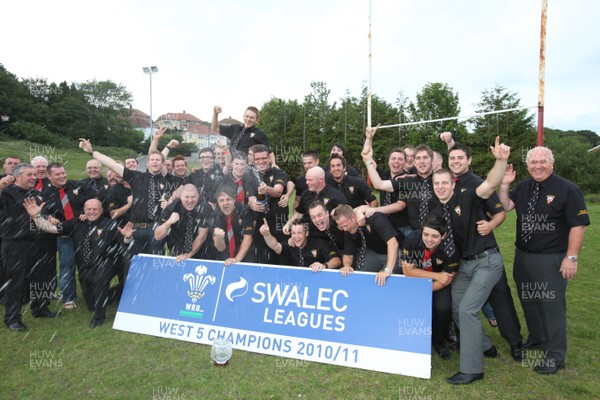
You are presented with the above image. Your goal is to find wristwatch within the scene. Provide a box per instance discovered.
[567,256,578,263]
[384,267,392,276]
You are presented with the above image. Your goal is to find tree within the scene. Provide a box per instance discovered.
[406,82,466,150]
[467,85,535,179]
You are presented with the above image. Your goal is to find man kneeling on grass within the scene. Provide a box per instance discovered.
[402,213,458,360]
[24,198,134,328]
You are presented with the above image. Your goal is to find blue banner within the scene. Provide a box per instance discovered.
[114,255,433,378]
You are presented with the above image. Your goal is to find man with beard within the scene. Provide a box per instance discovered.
[327,154,377,209]
[211,185,254,265]
[260,217,340,271]
[154,184,210,261]
[25,198,133,328]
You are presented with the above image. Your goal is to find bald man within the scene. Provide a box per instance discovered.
[26,198,133,328]
[283,166,348,235]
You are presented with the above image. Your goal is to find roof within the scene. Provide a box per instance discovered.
[157,112,204,123]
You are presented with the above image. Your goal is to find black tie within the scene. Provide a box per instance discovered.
[230,128,248,152]
[148,175,157,220]
[325,229,340,255]
[355,228,367,270]
[297,247,305,267]
[82,224,93,264]
[183,212,195,254]
[441,204,456,258]
[522,182,540,243]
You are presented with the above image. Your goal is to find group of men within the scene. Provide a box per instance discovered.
[0,104,589,385]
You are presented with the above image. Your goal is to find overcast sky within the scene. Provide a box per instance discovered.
[3,0,599,136]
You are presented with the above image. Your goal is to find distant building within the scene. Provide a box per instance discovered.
[128,108,152,139]
[155,111,225,148]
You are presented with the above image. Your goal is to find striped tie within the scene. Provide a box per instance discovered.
[522,182,540,243]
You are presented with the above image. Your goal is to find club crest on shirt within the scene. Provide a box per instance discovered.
[348,186,355,193]
[366,225,371,233]
[238,218,243,226]
[104,184,109,190]
[546,195,555,204]
[73,188,79,196]
[250,132,256,138]
[159,183,165,190]
[460,188,467,193]
[269,176,274,182]
[311,249,317,257]
[435,258,444,265]
[323,198,330,205]
[96,229,103,236]
[454,206,461,216]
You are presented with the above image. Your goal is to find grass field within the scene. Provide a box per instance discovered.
[1,137,599,399]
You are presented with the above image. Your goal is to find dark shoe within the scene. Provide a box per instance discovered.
[446,372,484,385]
[524,339,543,349]
[434,344,451,360]
[534,363,564,375]
[511,342,525,362]
[483,345,498,358]
[32,309,60,318]
[7,321,27,331]
[88,319,105,329]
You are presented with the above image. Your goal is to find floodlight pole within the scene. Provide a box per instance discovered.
[143,66,158,136]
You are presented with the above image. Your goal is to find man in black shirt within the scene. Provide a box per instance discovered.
[154,184,210,261]
[402,213,458,360]
[428,137,510,385]
[210,185,254,265]
[285,167,348,235]
[211,105,270,155]
[441,134,525,362]
[79,139,171,256]
[307,201,345,253]
[327,154,377,209]
[1,163,59,331]
[218,152,259,206]
[26,198,133,328]
[499,146,590,375]
[324,143,359,177]
[260,217,341,270]
[177,148,223,205]
[331,204,399,287]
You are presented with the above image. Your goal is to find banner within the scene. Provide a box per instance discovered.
[113,255,433,378]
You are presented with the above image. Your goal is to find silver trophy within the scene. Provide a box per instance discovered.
[211,337,233,366]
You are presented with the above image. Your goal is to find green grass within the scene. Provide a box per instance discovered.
[1,137,599,399]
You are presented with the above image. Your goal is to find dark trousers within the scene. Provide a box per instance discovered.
[130,225,164,256]
[487,268,523,347]
[2,239,46,325]
[27,237,57,310]
[432,285,452,347]
[79,260,114,323]
[514,249,567,366]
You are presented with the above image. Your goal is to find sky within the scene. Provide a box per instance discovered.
[2,0,599,136]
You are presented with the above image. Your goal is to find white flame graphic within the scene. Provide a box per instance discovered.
[225,277,248,302]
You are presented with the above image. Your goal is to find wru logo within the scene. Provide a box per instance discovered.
[183,265,216,303]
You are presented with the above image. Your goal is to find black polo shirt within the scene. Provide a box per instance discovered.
[391,174,435,229]
[210,203,254,260]
[280,237,337,268]
[454,170,504,218]
[160,199,211,256]
[165,174,185,192]
[434,190,498,259]
[402,229,459,273]
[219,124,270,155]
[343,213,397,257]
[0,185,43,240]
[329,175,376,209]
[510,173,590,253]
[58,217,121,267]
[80,177,110,201]
[254,167,288,235]
[377,167,410,228]
[106,183,132,226]
[218,171,259,205]
[310,219,345,252]
[184,166,223,203]
[34,177,52,194]
[41,181,88,221]
[123,168,172,223]
[296,185,348,216]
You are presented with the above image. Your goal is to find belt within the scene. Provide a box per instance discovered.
[463,247,499,261]
[132,222,156,229]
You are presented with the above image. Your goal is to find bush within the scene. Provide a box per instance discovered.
[10,120,67,146]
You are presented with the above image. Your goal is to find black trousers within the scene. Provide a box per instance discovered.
[79,260,114,323]
[2,239,53,325]
[487,268,523,347]
[432,285,452,347]
[513,249,567,365]
[27,237,57,310]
